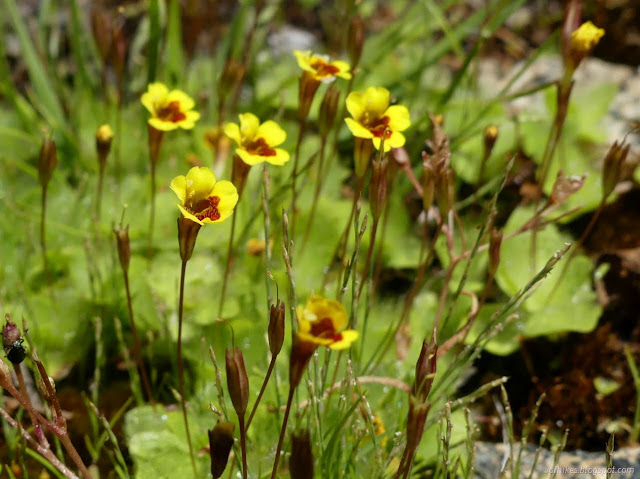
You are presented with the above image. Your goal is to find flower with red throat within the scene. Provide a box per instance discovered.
[345,86,411,152]
[296,296,358,350]
[224,113,290,166]
[170,167,238,226]
[294,50,352,83]
[141,82,200,131]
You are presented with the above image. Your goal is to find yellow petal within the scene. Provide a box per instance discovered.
[166,89,195,111]
[239,113,260,141]
[306,295,347,331]
[345,118,373,139]
[224,122,242,146]
[346,91,366,120]
[329,329,359,350]
[178,204,204,225]
[185,166,217,202]
[210,180,239,223]
[148,117,179,131]
[298,331,332,347]
[141,82,169,113]
[386,131,406,149]
[170,175,187,204]
[332,60,351,77]
[257,120,287,147]
[236,149,266,166]
[177,110,200,130]
[362,87,390,118]
[294,50,313,72]
[385,105,411,132]
[266,148,290,166]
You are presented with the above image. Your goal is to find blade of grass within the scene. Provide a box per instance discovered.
[165,0,185,86]
[147,0,162,84]
[624,346,640,442]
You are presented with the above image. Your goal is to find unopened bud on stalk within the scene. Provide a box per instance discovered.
[414,331,437,403]
[347,16,365,70]
[290,429,314,479]
[484,125,498,155]
[225,347,249,418]
[96,124,114,168]
[268,299,286,357]
[565,21,604,72]
[37,375,57,401]
[177,217,202,262]
[298,72,321,122]
[91,10,112,63]
[38,137,58,189]
[2,316,26,365]
[354,137,374,178]
[113,224,131,273]
[369,156,389,221]
[488,228,503,276]
[318,86,340,139]
[208,421,235,478]
[218,59,245,99]
[406,398,430,453]
[602,140,630,198]
[231,155,252,199]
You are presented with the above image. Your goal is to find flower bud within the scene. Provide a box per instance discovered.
[38,137,58,189]
[369,156,389,221]
[565,21,604,71]
[353,137,374,178]
[225,347,249,418]
[91,10,112,63]
[602,140,630,198]
[96,124,114,169]
[414,331,437,403]
[298,71,321,122]
[231,155,252,199]
[347,16,365,70]
[318,86,340,139]
[290,429,314,479]
[208,421,235,478]
[2,316,26,365]
[406,398,430,453]
[484,125,498,156]
[177,216,202,262]
[113,224,131,273]
[488,228,503,277]
[268,299,286,357]
[37,375,56,402]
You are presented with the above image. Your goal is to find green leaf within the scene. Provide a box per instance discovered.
[495,206,601,339]
[593,376,620,396]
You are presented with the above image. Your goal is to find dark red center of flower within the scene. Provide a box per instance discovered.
[157,101,187,123]
[309,317,343,342]
[193,195,221,221]
[245,137,276,157]
[311,59,340,77]
[367,116,392,138]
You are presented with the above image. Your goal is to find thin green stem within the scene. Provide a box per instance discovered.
[148,160,157,261]
[301,135,327,252]
[41,183,52,286]
[218,211,238,318]
[178,259,198,479]
[239,415,248,479]
[290,119,306,241]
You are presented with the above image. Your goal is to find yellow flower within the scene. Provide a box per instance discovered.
[345,86,411,152]
[294,50,352,83]
[296,295,358,350]
[569,21,604,58]
[170,166,238,225]
[141,82,200,131]
[224,113,290,166]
